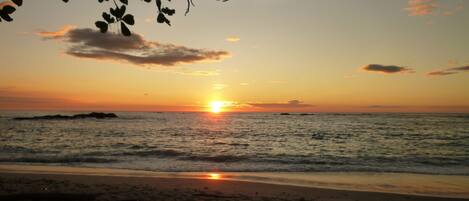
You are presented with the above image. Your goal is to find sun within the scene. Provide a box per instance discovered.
[208,173,221,180]
[210,101,224,113]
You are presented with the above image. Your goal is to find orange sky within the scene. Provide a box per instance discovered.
[0,1,468,113]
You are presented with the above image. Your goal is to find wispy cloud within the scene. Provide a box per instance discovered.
[37,25,77,39]
[213,84,227,90]
[176,69,219,76]
[249,100,314,109]
[368,105,404,109]
[226,36,241,43]
[361,64,414,74]
[38,26,230,67]
[0,1,14,8]
[406,0,438,16]
[427,65,469,76]
[406,0,464,16]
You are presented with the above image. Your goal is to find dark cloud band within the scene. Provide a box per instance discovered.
[249,100,314,109]
[428,66,469,76]
[39,27,229,67]
[362,64,414,74]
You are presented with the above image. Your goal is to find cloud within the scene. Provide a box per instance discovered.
[213,84,227,90]
[38,26,230,67]
[406,0,464,16]
[361,64,414,74]
[249,100,314,109]
[368,105,404,108]
[0,1,14,9]
[37,25,77,39]
[427,65,469,76]
[406,0,437,16]
[226,36,240,43]
[176,69,219,76]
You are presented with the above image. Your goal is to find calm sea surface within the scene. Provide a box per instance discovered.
[0,112,468,175]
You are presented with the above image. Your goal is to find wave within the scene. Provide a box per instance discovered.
[113,149,184,157]
[0,157,117,163]
[114,149,247,163]
[180,155,248,163]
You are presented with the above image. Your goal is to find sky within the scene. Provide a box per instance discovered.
[0,0,468,112]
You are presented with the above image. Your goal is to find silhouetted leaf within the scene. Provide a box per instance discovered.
[110,7,118,17]
[95,21,108,33]
[122,14,134,25]
[102,12,115,23]
[161,7,175,16]
[121,22,131,36]
[12,0,23,7]
[0,11,13,22]
[120,0,128,5]
[2,5,16,14]
[116,5,126,19]
[157,13,170,26]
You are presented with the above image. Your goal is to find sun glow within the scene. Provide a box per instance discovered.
[208,173,221,180]
[210,101,224,113]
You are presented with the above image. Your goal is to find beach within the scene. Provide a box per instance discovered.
[1,165,468,201]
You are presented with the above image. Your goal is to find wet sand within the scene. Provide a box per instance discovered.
[0,165,468,201]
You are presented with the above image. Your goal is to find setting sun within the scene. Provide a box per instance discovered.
[210,101,224,113]
[208,173,221,180]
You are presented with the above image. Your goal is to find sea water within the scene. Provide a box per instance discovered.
[0,112,468,175]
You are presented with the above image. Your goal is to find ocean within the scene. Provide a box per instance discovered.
[1,112,468,175]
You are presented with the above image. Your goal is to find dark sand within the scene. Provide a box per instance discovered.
[0,166,468,201]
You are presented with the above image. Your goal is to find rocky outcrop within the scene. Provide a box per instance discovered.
[13,112,118,120]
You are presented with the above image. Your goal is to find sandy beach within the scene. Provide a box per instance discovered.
[1,165,468,201]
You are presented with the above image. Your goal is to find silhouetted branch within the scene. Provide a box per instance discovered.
[0,0,229,36]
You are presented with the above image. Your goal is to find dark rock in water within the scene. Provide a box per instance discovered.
[280,113,291,115]
[300,113,315,116]
[13,112,118,120]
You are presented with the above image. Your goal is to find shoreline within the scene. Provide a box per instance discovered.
[1,165,468,200]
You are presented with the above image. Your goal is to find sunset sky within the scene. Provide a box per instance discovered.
[0,0,468,112]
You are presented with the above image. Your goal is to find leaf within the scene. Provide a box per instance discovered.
[157,13,170,26]
[161,7,175,16]
[121,22,131,36]
[122,14,134,25]
[110,7,118,18]
[102,12,115,23]
[0,12,13,22]
[2,5,16,14]
[116,5,126,19]
[95,21,108,33]
[119,0,128,5]
[12,0,23,7]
